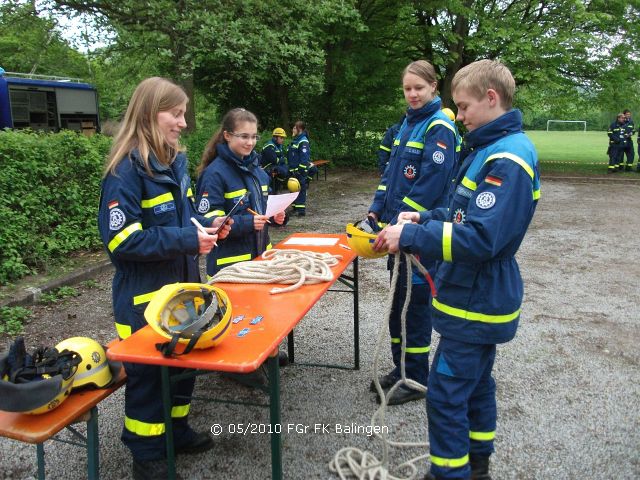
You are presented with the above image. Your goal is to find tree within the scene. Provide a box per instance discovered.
[0,2,91,78]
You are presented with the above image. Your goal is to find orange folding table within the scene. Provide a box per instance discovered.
[107,233,359,480]
[0,367,126,480]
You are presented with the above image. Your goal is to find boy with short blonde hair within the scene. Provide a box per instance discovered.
[374,59,540,480]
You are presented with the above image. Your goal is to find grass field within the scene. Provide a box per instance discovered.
[526,130,638,175]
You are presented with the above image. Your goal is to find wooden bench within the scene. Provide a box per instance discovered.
[0,360,126,479]
[311,159,330,181]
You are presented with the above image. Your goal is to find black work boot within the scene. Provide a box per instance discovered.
[470,454,492,480]
[175,431,215,455]
[369,373,398,392]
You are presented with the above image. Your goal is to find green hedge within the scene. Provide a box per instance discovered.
[0,130,111,284]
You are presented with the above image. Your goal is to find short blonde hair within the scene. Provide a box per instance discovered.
[452,60,515,109]
[105,77,188,177]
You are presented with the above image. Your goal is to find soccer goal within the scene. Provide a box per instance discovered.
[546,120,587,132]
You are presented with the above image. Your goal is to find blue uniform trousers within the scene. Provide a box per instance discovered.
[388,255,431,387]
[623,143,635,169]
[609,145,624,172]
[122,362,197,461]
[292,165,317,213]
[427,337,496,479]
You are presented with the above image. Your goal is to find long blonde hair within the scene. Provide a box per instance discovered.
[104,77,188,177]
[197,108,258,176]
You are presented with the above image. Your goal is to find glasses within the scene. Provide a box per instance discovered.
[229,132,260,142]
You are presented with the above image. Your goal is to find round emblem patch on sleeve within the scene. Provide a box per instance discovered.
[109,208,126,231]
[475,191,496,209]
[198,198,210,213]
[432,151,445,164]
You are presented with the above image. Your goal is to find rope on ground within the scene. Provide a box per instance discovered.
[329,251,432,480]
[207,248,342,294]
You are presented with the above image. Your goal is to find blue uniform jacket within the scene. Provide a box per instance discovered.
[287,131,311,175]
[261,139,286,170]
[377,120,402,175]
[608,121,626,146]
[195,143,271,277]
[97,149,206,339]
[399,109,540,344]
[369,97,459,225]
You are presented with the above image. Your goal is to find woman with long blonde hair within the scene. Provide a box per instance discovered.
[97,77,230,480]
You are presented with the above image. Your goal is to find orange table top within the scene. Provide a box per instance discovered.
[107,233,356,373]
[0,368,126,444]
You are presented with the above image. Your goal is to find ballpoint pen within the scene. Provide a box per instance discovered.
[246,208,271,224]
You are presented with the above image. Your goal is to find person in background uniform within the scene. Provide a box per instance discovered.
[622,109,635,171]
[287,120,317,216]
[97,77,231,480]
[377,115,405,175]
[608,113,627,173]
[374,59,540,480]
[196,108,287,279]
[261,127,289,190]
[367,60,460,406]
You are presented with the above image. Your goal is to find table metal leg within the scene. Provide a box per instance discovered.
[87,406,99,480]
[161,366,176,480]
[287,331,295,364]
[353,257,360,370]
[268,354,282,480]
[36,443,45,480]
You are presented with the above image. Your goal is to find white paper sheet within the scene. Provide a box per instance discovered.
[266,192,299,217]
[282,237,339,246]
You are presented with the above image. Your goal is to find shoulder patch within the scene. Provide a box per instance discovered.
[109,208,126,231]
[432,151,445,164]
[475,191,496,209]
[198,198,210,213]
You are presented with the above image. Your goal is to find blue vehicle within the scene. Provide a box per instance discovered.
[0,68,100,134]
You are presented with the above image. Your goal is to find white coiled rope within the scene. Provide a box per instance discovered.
[329,251,432,480]
[207,248,342,294]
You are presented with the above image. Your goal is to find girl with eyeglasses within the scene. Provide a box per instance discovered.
[196,108,287,279]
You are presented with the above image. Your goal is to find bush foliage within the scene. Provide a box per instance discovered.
[0,130,111,284]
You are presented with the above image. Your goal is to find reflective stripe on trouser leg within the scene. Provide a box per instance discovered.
[388,257,431,387]
[468,351,497,457]
[426,338,496,479]
[294,174,308,210]
[121,361,196,461]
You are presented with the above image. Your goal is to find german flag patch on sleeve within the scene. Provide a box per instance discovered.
[485,175,503,187]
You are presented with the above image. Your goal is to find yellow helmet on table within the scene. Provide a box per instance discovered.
[145,283,232,356]
[345,223,387,259]
[55,337,115,390]
[287,177,301,192]
[272,127,287,138]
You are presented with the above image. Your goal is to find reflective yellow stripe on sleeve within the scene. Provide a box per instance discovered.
[430,454,469,469]
[108,222,142,253]
[377,185,387,191]
[224,189,248,199]
[432,298,520,324]
[402,196,427,211]
[379,144,391,152]
[217,253,252,266]
[187,188,193,198]
[442,222,453,262]
[205,210,225,218]
[470,430,496,441]
[141,192,174,208]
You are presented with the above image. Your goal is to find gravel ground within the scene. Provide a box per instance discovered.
[1,170,639,479]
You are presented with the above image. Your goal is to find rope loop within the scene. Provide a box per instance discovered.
[208,249,342,294]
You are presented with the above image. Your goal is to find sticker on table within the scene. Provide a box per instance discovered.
[232,315,245,324]
[250,315,263,325]
[237,328,250,337]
